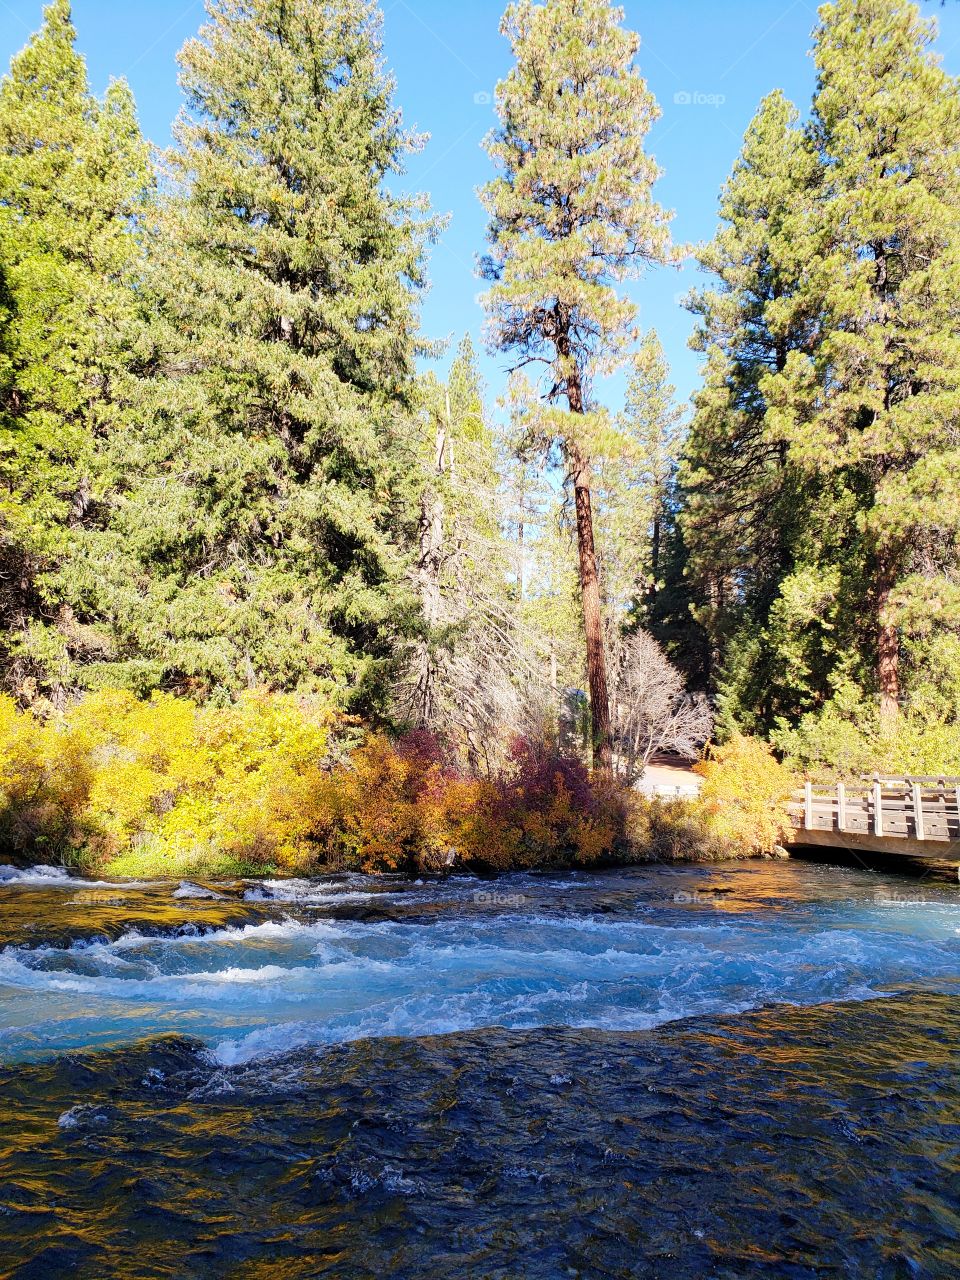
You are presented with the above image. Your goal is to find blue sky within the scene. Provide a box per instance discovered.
[4,0,960,416]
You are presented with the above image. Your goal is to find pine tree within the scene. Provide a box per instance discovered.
[766,0,960,727]
[640,487,710,688]
[597,329,711,687]
[0,0,149,704]
[67,0,432,705]
[481,0,674,770]
[680,89,833,730]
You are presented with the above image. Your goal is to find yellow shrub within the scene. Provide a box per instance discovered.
[318,735,452,874]
[0,694,47,806]
[571,815,617,864]
[0,695,93,856]
[0,695,630,877]
[694,734,795,855]
[47,688,338,875]
[626,795,727,862]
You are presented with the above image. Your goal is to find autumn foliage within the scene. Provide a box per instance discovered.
[694,734,795,856]
[0,692,628,877]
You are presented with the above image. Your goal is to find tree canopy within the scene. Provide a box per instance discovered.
[1,0,959,782]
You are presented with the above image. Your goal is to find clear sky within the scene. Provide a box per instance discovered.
[4,0,960,416]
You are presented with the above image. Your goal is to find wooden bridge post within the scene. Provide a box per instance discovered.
[873,778,883,838]
[912,783,925,841]
[804,781,813,830]
[836,781,846,833]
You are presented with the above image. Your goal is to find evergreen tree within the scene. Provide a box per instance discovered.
[681,89,856,731]
[687,92,822,727]
[0,0,149,704]
[640,486,710,688]
[599,330,684,627]
[767,0,960,727]
[682,0,960,739]
[65,0,432,706]
[481,0,674,770]
[599,330,709,687]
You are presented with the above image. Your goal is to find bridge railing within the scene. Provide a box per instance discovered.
[789,776,960,842]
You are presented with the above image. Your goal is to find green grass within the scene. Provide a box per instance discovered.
[100,846,279,881]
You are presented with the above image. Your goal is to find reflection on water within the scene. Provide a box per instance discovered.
[0,994,957,1278]
[0,860,958,1276]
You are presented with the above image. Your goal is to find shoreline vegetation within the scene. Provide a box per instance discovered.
[4,681,959,881]
[0,690,795,880]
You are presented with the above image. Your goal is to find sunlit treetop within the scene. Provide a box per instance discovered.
[480,0,677,412]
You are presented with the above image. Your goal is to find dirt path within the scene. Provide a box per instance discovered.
[635,754,702,797]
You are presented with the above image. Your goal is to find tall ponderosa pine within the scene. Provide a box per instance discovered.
[481,0,673,770]
[767,0,960,726]
[0,0,149,703]
[66,0,432,705]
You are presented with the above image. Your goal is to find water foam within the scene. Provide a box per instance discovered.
[172,881,226,900]
[0,863,150,890]
[0,884,956,1063]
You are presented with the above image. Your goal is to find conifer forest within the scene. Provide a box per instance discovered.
[0,5,959,1275]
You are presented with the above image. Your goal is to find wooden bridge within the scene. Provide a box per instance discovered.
[788,776,960,874]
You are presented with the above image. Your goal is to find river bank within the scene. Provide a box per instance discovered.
[0,690,797,879]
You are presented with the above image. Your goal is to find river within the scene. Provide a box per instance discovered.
[0,859,957,1277]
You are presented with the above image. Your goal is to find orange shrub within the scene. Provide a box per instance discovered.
[311,734,627,875]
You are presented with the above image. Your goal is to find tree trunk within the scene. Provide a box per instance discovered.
[555,319,612,773]
[412,416,447,728]
[569,437,613,773]
[876,553,899,729]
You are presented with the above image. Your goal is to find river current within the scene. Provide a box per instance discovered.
[0,860,957,1277]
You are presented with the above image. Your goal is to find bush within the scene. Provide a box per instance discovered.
[315,734,626,875]
[773,694,960,778]
[311,732,458,874]
[0,689,339,876]
[0,695,92,858]
[626,795,728,863]
[694,734,796,856]
[0,695,629,876]
[0,690,813,874]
